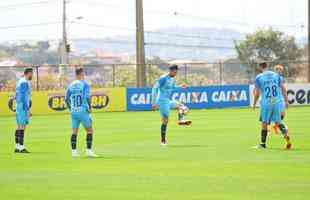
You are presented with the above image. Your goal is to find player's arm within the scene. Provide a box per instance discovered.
[253,87,260,109]
[65,88,71,110]
[281,82,289,108]
[173,81,187,89]
[85,83,92,112]
[151,81,160,110]
[20,82,30,111]
[253,77,260,109]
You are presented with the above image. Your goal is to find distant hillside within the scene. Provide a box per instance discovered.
[72,27,245,62]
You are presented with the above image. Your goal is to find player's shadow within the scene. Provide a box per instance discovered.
[168,144,208,149]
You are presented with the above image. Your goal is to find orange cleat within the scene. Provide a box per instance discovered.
[284,135,292,150]
[178,120,192,126]
[286,143,292,150]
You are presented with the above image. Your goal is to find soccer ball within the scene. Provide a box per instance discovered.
[178,105,189,115]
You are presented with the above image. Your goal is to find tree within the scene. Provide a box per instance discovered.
[234,28,303,80]
[234,28,302,63]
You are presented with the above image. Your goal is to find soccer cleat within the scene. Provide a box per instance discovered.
[86,150,99,158]
[19,149,30,153]
[178,120,192,126]
[14,149,20,153]
[284,135,292,150]
[252,144,266,149]
[71,150,80,157]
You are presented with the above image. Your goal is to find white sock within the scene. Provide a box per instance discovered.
[15,144,20,149]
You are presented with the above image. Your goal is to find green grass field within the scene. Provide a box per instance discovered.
[0,107,310,200]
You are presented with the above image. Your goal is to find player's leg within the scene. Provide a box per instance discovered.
[273,103,286,134]
[81,113,98,157]
[159,102,170,145]
[15,110,30,153]
[160,117,169,146]
[273,104,291,149]
[71,114,80,157]
[254,106,270,149]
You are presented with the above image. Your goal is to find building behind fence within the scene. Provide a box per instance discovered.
[0,61,308,91]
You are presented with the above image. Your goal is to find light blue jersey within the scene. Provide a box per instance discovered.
[15,77,31,125]
[151,74,179,118]
[65,80,91,113]
[255,70,283,124]
[255,71,283,106]
[65,80,92,129]
[16,77,31,111]
[151,74,178,104]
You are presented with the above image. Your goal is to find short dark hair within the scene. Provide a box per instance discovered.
[75,67,84,76]
[259,62,267,69]
[169,65,178,71]
[24,68,33,75]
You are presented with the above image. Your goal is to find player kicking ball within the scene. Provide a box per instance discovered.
[14,68,33,153]
[65,68,98,157]
[151,65,192,146]
[253,62,292,150]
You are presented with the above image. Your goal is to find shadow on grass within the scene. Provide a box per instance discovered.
[168,144,208,148]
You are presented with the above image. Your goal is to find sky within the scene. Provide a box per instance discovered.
[0,0,307,42]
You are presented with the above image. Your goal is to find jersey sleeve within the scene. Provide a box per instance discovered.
[173,80,179,89]
[65,87,71,110]
[20,82,29,110]
[151,81,160,105]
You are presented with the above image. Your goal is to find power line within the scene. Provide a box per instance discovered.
[145,31,243,42]
[145,10,306,30]
[0,22,61,30]
[145,42,234,49]
[74,22,136,31]
[74,23,241,42]
[0,0,55,9]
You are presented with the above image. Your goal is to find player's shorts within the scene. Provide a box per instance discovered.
[71,112,92,129]
[156,100,178,118]
[259,102,282,124]
[16,104,29,126]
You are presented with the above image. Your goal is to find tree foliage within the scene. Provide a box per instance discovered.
[234,28,302,63]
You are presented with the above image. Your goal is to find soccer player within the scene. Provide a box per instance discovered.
[271,64,286,134]
[65,68,98,157]
[253,62,292,149]
[14,68,33,153]
[151,65,191,146]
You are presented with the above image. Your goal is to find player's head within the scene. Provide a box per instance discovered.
[168,65,178,77]
[259,62,268,71]
[24,68,33,81]
[75,67,85,80]
[274,64,284,75]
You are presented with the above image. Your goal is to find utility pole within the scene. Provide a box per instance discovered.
[136,0,146,87]
[61,0,69,65]
[308,0,310,82]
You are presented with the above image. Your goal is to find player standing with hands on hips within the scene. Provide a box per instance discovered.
[151,65,192,146]
[253,62,292,149]
[14,68,33,153]
[65,68,98,157]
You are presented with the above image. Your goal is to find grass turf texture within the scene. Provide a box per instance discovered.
[0,107,310,200]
